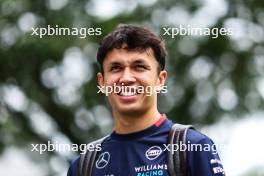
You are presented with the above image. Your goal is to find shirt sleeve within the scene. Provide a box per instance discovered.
[186,129,225,176]
[67,156,80,176]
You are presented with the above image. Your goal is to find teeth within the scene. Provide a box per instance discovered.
[120,91,137,96]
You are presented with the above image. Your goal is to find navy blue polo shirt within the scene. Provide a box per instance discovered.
[67,116,225,176]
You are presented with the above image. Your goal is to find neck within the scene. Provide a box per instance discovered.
[113,107,161,134]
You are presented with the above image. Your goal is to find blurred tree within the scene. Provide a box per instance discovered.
[0,0,264,175]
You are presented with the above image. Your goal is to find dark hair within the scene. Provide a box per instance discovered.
[97,24,166,72]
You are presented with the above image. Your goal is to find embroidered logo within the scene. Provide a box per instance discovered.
[145,146,162,160]
[96,152,110,169]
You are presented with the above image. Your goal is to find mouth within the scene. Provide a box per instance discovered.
[116,86,140,97]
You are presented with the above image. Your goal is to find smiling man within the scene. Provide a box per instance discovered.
[97,46,167,134]
[67,24,225,176]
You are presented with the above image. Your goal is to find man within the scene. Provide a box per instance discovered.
[67,24,225,176]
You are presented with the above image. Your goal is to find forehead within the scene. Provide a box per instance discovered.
[103,48,157,65]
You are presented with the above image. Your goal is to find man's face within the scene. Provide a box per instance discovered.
[97,48,167,116]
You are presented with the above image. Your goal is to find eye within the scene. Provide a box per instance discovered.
[135,65,147,71]
[110,65,122,72]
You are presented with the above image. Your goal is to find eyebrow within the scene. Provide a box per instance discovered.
[133,59,146,64]
[106,61,122,71]
[132,58,151,65]
[132,59,151,68]
[109,61,122,66]
[107,58,151,69]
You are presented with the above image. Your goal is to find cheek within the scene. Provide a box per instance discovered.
[104,75,119,85]
[140,74,159,85]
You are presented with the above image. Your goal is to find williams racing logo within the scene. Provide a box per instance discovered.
[145,146,162,160]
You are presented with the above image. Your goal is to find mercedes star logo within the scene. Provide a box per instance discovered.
[96,152,110,169]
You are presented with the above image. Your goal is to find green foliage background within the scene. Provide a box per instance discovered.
[0,0,264,175]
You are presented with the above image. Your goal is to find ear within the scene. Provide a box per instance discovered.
[97,72,105,89]
[156,70,167,89]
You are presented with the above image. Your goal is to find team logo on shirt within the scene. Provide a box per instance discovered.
[210,158,225,175]
[145,146,162,160]
[96,152,110,169]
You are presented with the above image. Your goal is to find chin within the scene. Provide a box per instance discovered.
[115,104,145,115]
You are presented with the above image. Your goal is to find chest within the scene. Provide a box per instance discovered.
[92,141,170,176]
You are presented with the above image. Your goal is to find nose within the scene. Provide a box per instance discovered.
[119,68,136,85]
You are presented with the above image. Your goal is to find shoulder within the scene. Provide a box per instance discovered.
[67,156,80,176]
[67,135,110,176]
[185,128,226,175]
[186,128,214,145]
